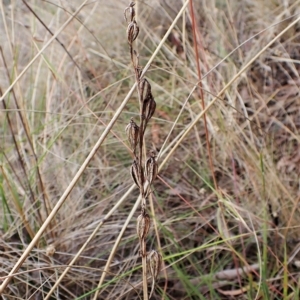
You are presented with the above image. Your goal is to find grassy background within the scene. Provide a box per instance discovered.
[1,0,300,299]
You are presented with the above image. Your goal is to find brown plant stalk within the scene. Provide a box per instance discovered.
[188,0,217,191]
[124,2,161,299]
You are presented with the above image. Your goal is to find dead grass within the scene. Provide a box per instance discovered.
[1,0,300,299]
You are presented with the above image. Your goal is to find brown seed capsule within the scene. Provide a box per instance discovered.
[124,2,135,23]
[130,160,142,188]
[142,93,156,130]
[145,150,158,184]
[147,250,162,299]
[139,78,151,104]
[137,212,150,241]
[148,250,162,279]
[125,118,139,153]
[127,20,139,44]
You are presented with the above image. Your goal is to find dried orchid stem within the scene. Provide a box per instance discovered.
[125,2,148,299]
[135,53,146,200]
[124,2,161,298]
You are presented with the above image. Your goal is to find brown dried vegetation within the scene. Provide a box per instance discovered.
[1,0,300,299]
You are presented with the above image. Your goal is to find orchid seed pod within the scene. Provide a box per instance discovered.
[125,118,139,153]
[139,78,151,104]
[137,212,150,241]
[127,20,139,44]
[124,2,135,23]
[147,249,162,299]
[147,250,162,279]
[130,160,142,188]
[145,150,158,184]
[142,93,156,128]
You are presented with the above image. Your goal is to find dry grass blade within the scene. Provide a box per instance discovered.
[0,166,35,239]
[92,2,190,299]
[43,184,136,300]
[3,1,300,299]
[0,0,90,103]
[188,0,218,191]
[160,14,300,169]
[0,82,137,293]
[21,0,81,71]
[44,125,184,300]
[92,197,141,300]
[89,2,294,292]
[0,7,51,230]
[42,3,191,298]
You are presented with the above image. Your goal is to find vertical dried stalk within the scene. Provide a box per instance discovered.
[124,2,161,298]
